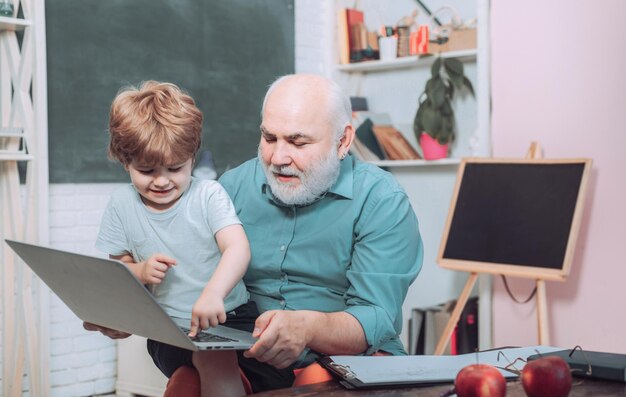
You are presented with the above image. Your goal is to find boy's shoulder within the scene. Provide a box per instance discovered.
[190,177,225,193]
[189,178,233,203]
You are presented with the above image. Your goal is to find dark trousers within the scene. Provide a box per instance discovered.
[147,301,295,393]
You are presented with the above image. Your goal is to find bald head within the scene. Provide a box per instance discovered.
[262,74,352,141]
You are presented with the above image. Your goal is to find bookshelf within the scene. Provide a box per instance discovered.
[337,49,477,73]
[0,1,49,395]
[334,0,490,164]
[332,0,492,351]
[0,14,30,30]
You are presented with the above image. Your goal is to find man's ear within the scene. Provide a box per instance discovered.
[338,124,355,159]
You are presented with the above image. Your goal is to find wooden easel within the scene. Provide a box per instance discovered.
[434,142,550,355]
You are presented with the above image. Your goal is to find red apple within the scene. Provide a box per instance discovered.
[521,356,572,397]
[454,364,506,397]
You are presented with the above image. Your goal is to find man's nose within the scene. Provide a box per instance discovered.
[271,142,293,166]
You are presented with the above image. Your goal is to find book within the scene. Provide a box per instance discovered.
[423,305,440,355]
[346,9,365,62]
[408,308,425,355]
[371,125,421,160]
[412,298,478,356]
[450,325,458,355]
[351,136,381,162]
[433,300,455,355]
[354,118,385,160]
[337,9,350,64]
[456,296,479,354]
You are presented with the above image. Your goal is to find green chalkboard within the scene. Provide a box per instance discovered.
[46,0,294,183]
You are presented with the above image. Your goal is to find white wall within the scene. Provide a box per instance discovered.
[491,0,626,352]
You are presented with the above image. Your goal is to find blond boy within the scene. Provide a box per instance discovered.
[96,81,252,396]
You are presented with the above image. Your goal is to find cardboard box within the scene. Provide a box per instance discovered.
[429,27,477,54]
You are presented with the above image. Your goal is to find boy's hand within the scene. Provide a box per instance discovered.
[83,322,131,339]
[139,253,176,285]
[188,292,226,337]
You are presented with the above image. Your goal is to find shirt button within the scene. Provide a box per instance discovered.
[281,274,286,281]
[280,245,286,251]
[279,300,285,306]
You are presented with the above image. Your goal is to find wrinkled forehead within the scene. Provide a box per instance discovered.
[263,89,333,135]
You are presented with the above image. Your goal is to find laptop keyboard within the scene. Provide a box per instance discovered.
[181,328,238,343]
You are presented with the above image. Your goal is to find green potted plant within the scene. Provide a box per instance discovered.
[413,57,474,160]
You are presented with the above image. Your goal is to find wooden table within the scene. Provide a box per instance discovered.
[251,378,626,396]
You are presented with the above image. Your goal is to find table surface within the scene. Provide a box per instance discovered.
[251,378,626,396]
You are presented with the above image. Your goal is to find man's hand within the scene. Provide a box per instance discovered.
[243,310,313,369]
[188,292,226,337]
[83,322,131,339]
[139,253,176,284]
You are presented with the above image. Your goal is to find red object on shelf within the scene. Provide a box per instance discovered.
[419,132,449,160]
[411,25,429,55]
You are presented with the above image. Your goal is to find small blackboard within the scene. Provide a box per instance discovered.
[46,0,294,183]
[438,158,592,281]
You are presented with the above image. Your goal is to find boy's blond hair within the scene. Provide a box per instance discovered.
[108,81,203,166]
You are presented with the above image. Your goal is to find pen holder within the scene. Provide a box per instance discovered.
[379,36,398,61]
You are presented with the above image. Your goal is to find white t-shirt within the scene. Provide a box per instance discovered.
[96,177,249,320]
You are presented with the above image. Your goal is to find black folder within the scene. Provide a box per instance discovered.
[527,349,626,383]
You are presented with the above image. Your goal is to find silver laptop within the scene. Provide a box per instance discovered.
[5,239,257,351]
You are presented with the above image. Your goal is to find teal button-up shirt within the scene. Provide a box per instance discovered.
[219,156,423,366]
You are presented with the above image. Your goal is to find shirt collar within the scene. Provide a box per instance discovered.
[257,155,354,205]
[328,155,353,199]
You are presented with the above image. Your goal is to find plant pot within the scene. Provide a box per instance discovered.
[419,133,449,160]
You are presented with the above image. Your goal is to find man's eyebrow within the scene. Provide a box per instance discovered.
[260,126,309,140]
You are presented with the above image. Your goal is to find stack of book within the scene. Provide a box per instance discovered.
[337,8,379,64]
[408,297,478,356]
[350,111,421,162]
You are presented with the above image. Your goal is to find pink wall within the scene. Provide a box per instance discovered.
[491,0,626,352]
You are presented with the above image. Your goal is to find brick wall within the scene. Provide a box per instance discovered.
[40,1,332,396]
[48,184,120,397]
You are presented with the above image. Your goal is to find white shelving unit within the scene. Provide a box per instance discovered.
[337,47,484,164]
[1,1,49,396]
[333,0,492,350]
[0,14,31,30]
[337,49,476,73]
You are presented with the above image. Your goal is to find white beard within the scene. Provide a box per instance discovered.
[259,148,341,206]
